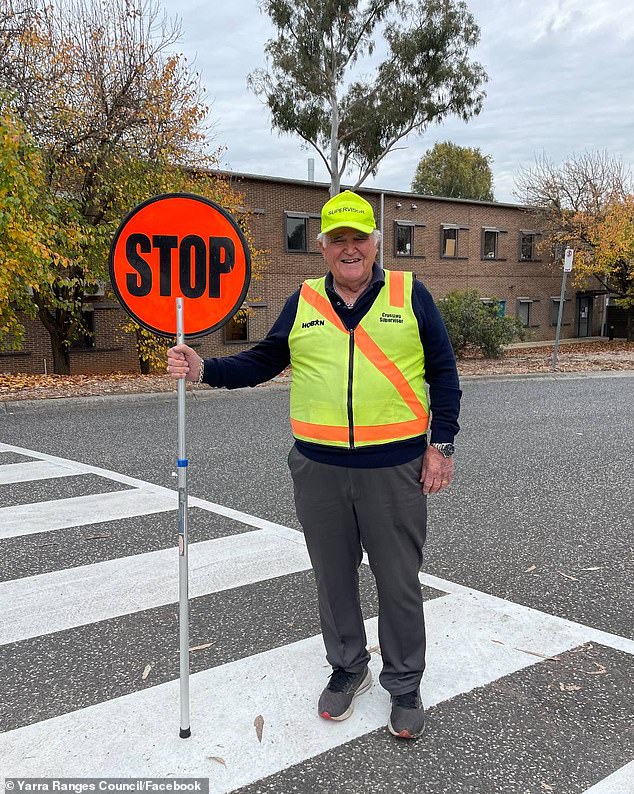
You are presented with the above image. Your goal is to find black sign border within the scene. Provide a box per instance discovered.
[108,192,252,339]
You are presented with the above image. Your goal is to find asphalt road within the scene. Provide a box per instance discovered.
[2,373,633,638]
[1,373,633,794]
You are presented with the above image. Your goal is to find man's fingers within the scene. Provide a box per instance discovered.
[166,348,193,380]
[422,472,452,494]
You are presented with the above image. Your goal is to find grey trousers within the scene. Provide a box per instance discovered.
[288,446,428,695]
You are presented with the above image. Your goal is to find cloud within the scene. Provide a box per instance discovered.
[161,0,634,203]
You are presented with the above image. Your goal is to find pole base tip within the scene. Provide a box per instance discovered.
[179,727,191,739]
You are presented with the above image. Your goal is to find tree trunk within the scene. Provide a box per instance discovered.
[135,327,150,373]
[51,339,71,374]
[37,306,71,374]
[628,307,633,342]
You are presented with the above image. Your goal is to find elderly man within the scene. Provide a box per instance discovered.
[167,190,460,740]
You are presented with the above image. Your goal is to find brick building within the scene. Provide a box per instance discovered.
[1,171,607,375]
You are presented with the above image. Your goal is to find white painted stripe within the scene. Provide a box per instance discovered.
[0,489,175,540]
[583,762,634,793]
[0,529,311,645]
[420,572,634,657]
[2,443,632,658]
[0,591,622,788]
[0,460,80,485]
[0,442,303,542]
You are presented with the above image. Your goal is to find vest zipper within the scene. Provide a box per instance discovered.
[347,328,355,449]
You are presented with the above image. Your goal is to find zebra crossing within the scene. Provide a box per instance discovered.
[1,440,633,793]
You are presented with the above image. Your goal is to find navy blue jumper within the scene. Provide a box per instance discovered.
[201,265,461,468]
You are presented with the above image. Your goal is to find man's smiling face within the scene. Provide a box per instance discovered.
[319,227,379,292]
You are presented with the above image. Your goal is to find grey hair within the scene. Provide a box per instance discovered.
[317,229,382,245]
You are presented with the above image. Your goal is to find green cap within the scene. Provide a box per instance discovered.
[321,190,376,235]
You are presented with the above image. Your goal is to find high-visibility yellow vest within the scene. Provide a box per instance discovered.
[289,269,429,448]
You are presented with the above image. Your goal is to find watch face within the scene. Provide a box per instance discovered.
[432,443,455,457]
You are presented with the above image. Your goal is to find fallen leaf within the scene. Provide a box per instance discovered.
[254,715,264,743]
[557,571,579,581]
[207,756,226,767]
[540,783,554,792]
[524,565,537,573]
[585,662,607,675]
[189,642,213,652]
[142,664,153,680]
[367,644,381,654]
[559,682,581,692]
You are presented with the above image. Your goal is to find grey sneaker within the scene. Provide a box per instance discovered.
[388,688,425,739]
[318,666,372,721]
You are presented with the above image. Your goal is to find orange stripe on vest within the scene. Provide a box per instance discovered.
[301,282,428,424]
[389,270,405,307]
[291,417,428,443]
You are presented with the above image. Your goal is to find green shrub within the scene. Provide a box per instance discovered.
[437,290,525,358]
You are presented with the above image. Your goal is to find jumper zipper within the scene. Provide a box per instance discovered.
[347,328,355,448]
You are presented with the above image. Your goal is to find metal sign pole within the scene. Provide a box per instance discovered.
[553,248,573,370]
[176,297,191,739]
[552,270,568,370]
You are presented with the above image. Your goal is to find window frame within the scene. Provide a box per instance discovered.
[516,298,533,327]
[480,298,506,317]
[70,308,96,350]
[550,297,571,326]
[441,225,459,258]
[394,221,414,257]
[223,312,249,344]
[482,229,499,259]
[284,213,309,253]
[519,230,541,262]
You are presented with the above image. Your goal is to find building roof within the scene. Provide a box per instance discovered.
[217,168,530,211]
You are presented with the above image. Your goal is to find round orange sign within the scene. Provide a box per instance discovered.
[109,194,251,338]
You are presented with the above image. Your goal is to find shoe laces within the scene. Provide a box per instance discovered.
[328,667,361,693]
[392,689,420,709]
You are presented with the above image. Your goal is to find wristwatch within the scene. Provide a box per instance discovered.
[430,442,455,458]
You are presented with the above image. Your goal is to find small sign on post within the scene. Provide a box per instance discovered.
[553,248,573,369]
[108,193,251,739]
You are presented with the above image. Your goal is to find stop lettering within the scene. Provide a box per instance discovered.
[109,194,251,338]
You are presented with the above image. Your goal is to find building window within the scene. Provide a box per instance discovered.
[441,227,458,257]
[550,298,569,326]
[481,298,506,316]
[224,313,248,342]
[395,223,413,256]
[285,215,308,252]
[517,299,533,327]
[71,309,95,349]
[482,229,498,259]
[520,232,536,261]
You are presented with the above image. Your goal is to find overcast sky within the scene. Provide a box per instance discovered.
[159,0,634,203]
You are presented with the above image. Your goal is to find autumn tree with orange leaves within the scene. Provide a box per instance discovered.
[0,0,263,372]
[516,151,634,340]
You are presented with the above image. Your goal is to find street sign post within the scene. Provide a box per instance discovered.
[109,194,251,738]
[553,248,573,369]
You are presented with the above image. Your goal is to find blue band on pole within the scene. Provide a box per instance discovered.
[177,459,188,467]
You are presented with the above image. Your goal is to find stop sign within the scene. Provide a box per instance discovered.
[109,193,251,338]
